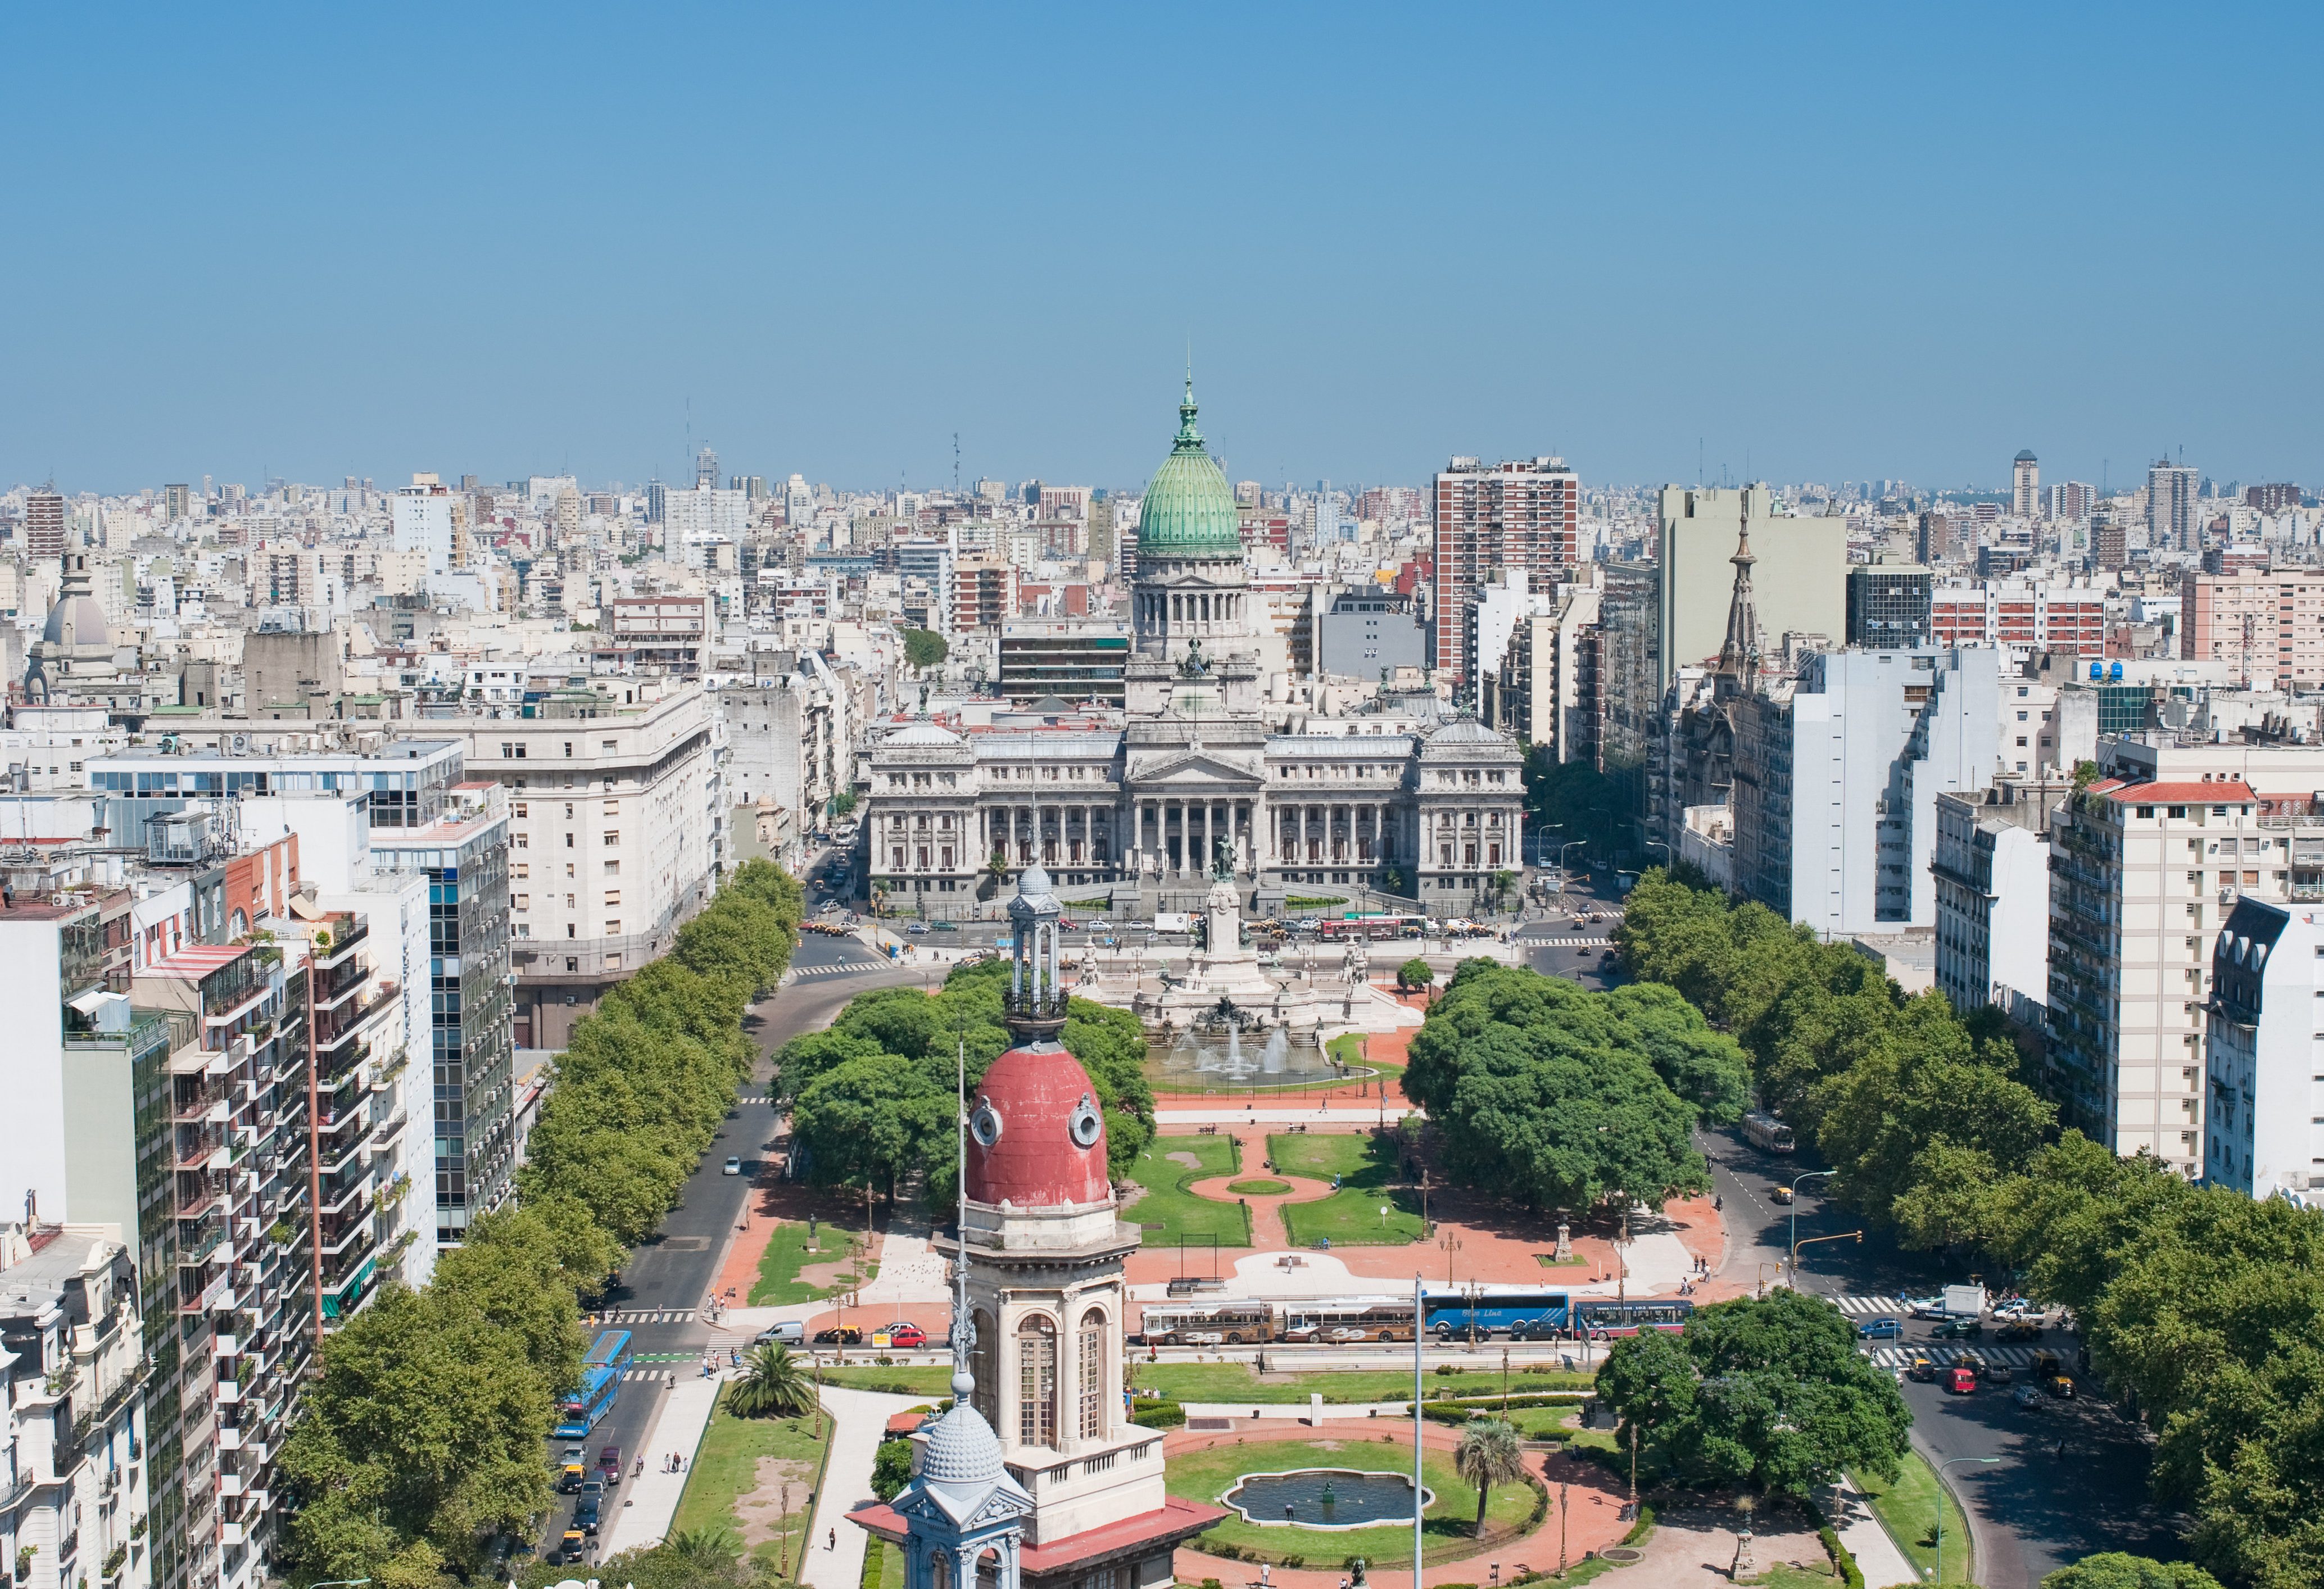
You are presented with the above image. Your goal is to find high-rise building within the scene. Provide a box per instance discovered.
[2245,482,2303,512]
[1431,456,1581,682]
[2180,566,2324,687]
[2148,457,2200,551]
[163,482,192,521]
[1655,487,1846,691]
[2204,897,2324,1199]
[2013,450,2040,519]
[645,478,668,524]
[2045,480,2095,522]
[1845,565,1934,648]
[1731,646,2003,935]
[25,487,66,558]
[694,446,719,490]
[1933,777,2064,1025]
[392,476,459,574]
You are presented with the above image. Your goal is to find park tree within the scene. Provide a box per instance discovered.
[872,1437,918,1502]
[726,1345,818,1419]
[1452,1419,1528,1536]
[1601,983,1750,1125]
[1397,957,1434,993]
[791,1054,955,1204]
[2041,1555,2225,1589]
[1597,1290,1910,1497]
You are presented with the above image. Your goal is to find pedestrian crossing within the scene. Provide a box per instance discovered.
[789,961,884,979]
[1865,1344,2055,1370]
[597,1308,706,1324]
[1534,937,1613,947]
[1828,1295,1914,1316]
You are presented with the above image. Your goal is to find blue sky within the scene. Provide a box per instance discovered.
[4,3,2317,496]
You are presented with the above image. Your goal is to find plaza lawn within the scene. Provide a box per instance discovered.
[1127,1362,1593,1404]
[1126,1135,1252,1247]
[669,1397,825,1568]
[1854,1451,1974,1583]
[1268,1133,1424,1246]
[749,1223,872,1306]
[1228,1179,1293,1195]
[1166,1436,1538,1566]
[813,1364,956,1396]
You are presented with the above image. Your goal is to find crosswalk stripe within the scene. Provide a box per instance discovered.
[1532,937,1612,947]
[1865,1344,2046,1369]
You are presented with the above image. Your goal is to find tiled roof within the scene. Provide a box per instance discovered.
[2106,780,2257,803]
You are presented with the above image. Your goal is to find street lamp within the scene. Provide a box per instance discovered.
[1642,838,1671,871]
[1788,1229,1863,1291]
[1787,1171,1837,1282]
[1936,1456,1999,1584]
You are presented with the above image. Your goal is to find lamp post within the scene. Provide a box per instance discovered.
[1789,1229,1863,1291]
[1936,1455,1999,1583]
[1642,839,1670,870]
[1788,1170,1837,1283]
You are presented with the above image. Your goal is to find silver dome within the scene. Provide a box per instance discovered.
[919,1402,1005,1486]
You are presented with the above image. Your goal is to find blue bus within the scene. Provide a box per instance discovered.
[1573,1299,1693,1340]
[555,1330,634,1438]
[1421,1288,1572,1341]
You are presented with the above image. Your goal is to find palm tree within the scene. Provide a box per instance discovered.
[725,1343,817,1419]
[1454,1418,1528,1537]
[665,1527,742,1567]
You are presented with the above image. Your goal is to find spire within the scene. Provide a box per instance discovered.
[1713,515,1761,689]
[1175,371,1203,453]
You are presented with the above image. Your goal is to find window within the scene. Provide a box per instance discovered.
[514,833,528,849]
[514,802,528,818]
[514,864,529,879]
[515,894,530,910]
[602,739,616,753]
[564,802,575,818]
[603,860,619,876]
[605,890,621,906]
[1018,1315,1057,1447]
[563,741,574,757]
[606,919,620,934]
[604,800,619,815]
[1078,1309,1107,1440]
[603,830,619,846]
[564,833,574,848]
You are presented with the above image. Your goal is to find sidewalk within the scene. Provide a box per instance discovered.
[601,1371,724,1555]
[804,1386,929,1589]
[1819,1474,1917,1588]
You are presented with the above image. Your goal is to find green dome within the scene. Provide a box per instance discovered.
[1137,382,1242,559]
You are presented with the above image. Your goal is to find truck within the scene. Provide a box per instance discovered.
[1154,911,1193,934]
[1942,1283,1987,1319]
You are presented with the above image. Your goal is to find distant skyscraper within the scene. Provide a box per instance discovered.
[646,478,669,524]
[24,487,65,558]
[2045,481,2095,523]
[784,473,814,528]
[162,482,192,521]
[695,446,719,490]
[2149,457,2200,551]
[1432,455,1580,683]
[2013,450,2040,519]
[2246,482,2304,513]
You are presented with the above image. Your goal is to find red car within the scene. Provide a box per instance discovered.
[1946,1365,1978,1395]
[883,1322,928,1349]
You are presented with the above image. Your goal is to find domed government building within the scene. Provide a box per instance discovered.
[860,384,1528,919]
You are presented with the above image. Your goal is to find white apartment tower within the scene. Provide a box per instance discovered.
[2013,450,2040,520]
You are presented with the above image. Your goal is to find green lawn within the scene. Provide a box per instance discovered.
[1745,1567,1840,1588]
[814,1364,957,1396]
[1126,1135,1252,1247]
[1127,1361,1592,1404]
[1229,1178,1292,1195]
[1269,1134,1424,1246]
[1853,1451,1974,1583]
[1166,1436,1538,1566]
[669,1395,826,1567]
[749,1224,872,1306]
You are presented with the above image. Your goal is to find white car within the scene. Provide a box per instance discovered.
[722,1156,742,1175]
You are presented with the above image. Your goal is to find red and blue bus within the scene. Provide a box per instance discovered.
[555,1329,633,1438]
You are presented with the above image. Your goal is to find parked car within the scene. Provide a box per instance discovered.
[883,1322,928,1349]
[722,1156,742,1175]
[559,1445,586,1492]
[755,1321,805,1347]
[576,1482,605,1536]
[1857,1316,1904,1340]
[813,1325,863,1346]
[599,1446,623,1487]
[1945,1365,1978,1395]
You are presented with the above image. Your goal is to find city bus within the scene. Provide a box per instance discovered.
[1421,1288,1573,1341]
[1278,1296,1417,1343]
[1134,1299,1275,1346]
[1573,1299,1693,1340]
[554,1329,634,1438]
[1741,1111,1796,1153]
[1316,914,1427,943]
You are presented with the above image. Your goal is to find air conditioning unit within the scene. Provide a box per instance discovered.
[228,734,250,757]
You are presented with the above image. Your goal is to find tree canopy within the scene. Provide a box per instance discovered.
[903,628,949,672]
[1403,961,1718,1212]
[1597,1289,1911,1497]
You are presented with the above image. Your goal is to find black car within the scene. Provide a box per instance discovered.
[814,1325,864,1346]
[575,1482,604,1536]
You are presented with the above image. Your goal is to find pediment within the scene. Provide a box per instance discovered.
[1131,751,1262,787]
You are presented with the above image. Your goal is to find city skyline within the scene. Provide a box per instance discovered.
[5,4,2321,491]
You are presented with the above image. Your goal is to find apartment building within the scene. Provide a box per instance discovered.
[1928,579,2106,656]
[1732,647,2003,936]
[717,659,848,876]
[451,687,717,1048]
[2178,566,2324,687]
[603,595,710,676]
[2204,897,2324,1201]
[1431,456,1580,683]
[0,1231,150,1589]
[2043,739,2324,1179]
[1933,777,2064,1025]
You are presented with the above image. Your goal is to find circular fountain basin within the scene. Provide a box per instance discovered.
[1221,1469,1431,1529]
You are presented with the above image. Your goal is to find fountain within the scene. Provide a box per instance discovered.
[1130,837,1329,1037]
[1221,1469,1432,1529]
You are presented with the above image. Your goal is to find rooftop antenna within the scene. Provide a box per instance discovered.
[954,432,961,497]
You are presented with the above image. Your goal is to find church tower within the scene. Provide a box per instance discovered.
[853,866,1222,1589]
